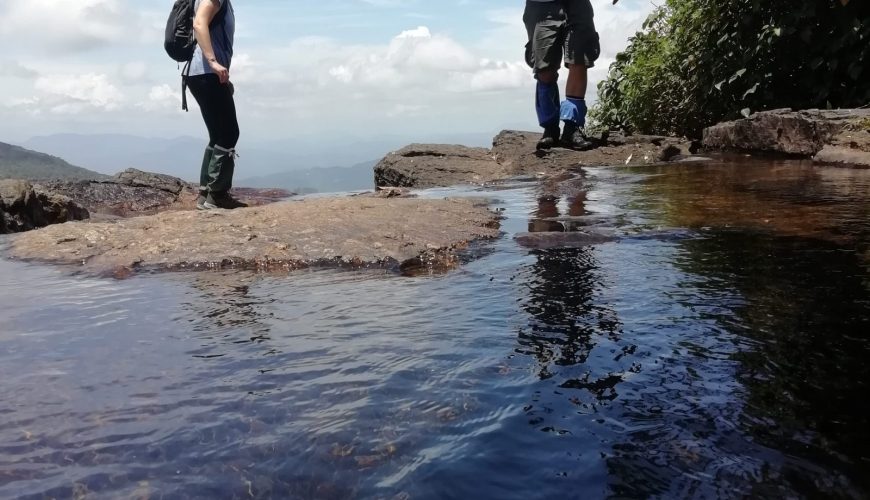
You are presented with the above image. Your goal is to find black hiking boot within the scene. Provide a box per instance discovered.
[536,125,561,151]
[560,122,595,151]
[203,192,248,210]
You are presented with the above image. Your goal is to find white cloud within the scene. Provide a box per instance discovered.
[137,84,182,112]
[34,73,125,113]
[0,61,38,79]
[0,0,141,52]
[324,26,516,92]
[395,26,432,39]
[0,1,658,144]
[120,62,149,83]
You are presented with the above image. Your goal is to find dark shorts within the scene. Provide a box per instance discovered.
[523,0,600,73]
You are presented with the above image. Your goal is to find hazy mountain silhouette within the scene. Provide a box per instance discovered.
[238,160,377,193]
[0,141,106,181]
[20,132,494,184]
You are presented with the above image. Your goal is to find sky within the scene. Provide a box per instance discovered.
[0,0,656,146]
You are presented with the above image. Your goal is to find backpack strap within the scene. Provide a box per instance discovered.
[181,59,192,112]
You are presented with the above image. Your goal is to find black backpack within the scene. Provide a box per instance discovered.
[164,0,197,63]
[164,0,226,111]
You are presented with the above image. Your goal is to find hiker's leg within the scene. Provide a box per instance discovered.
[188,74,224,193]
[561,0,599,129]
[557,0,598,150]
[565,65,588,101]
[561,64,588,129]
[524,0,565,149]
[189,75,238,194]
[535,69,560,129]
[211,83,239,192]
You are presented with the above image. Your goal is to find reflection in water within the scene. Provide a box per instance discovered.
[521,185,628,398]
[1,157,869,499]
[182,273,276,354]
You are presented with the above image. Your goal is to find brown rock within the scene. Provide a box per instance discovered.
[227,187,294,205]
[702,108,870,167]
[373,131,696,190]
[492,130,695,176]
[41,177,193,217]
[814,124,870,168]
[373,186,414,198]
[114,168,188,194]
[374,144,505,189]
[8,197,499,275]
[0,179,89,234]
[41,168,294,218]
[814,145,870,168]
[515,231,617,250]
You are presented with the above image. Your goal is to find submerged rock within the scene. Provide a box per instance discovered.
[0,179,89,234]
[7,197,499,275]
[374,130,698,189]
[515,231,618,250]
[702,108,870,168]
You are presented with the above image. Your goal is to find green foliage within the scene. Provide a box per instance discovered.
[0,141,105,181]
[591,0,870,138]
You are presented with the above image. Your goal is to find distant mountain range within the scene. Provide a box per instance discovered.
[22,134,211,179]
[21,132,493,178]
[19,134,406,182]
[11,130,494,192]
[0,141,106,181]
[238,160,377,194]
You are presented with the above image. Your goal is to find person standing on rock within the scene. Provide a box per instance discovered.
[524,0,602,151]
[187,0,246,210]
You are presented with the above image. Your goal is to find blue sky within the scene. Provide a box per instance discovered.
[0,0,656,145]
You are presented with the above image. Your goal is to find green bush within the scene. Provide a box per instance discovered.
[591,0,870,138]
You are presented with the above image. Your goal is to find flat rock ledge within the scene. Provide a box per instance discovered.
[7,197,499,276]
[703,108,870,167]
[374,130,697,189]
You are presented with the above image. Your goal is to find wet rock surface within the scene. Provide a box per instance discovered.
[0,179,89,234]
[7,197,499,275]
[492,130,697,176]
[703,108,870,167]
[373,144,506,189]
[514,231,618,249]
[41,168,294,218]
[374,130,698,189]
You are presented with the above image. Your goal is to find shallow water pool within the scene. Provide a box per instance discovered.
[1,157,869,499]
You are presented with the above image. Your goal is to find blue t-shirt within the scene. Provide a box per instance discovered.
[188,0,235,76]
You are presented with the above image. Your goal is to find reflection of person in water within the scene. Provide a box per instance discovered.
[176,273,275,357]
[519,184,624,399]
[527,191,588,233]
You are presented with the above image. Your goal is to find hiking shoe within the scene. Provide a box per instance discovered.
[536,125,561,151]
[203,192,248,210]
[196,191,207,210]
[561,123,595,151]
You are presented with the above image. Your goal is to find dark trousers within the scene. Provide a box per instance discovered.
[188,74,239,193]
[187,74,240,150]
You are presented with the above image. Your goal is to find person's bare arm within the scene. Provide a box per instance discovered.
[193,0,229,83]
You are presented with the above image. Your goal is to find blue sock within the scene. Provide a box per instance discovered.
[535,80,560,128]
[560,96,587,128]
